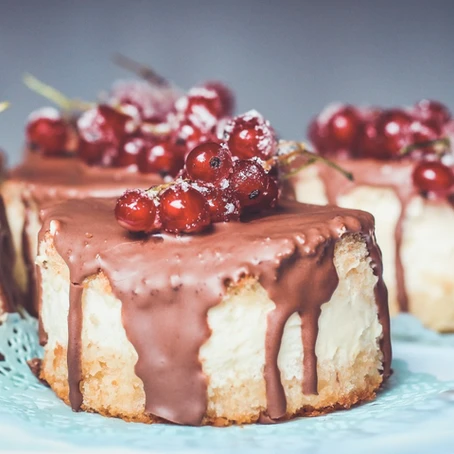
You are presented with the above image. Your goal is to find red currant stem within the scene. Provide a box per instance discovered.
[23,73,93,113]
[0,102,10,113]
[275,141,354,181]
[280,156,318,178]
[399,137,451,156]
[113,53,172,88]
[141,121,171,137]
[145,181,178,196]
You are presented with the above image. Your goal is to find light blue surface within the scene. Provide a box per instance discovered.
[0,314,453,453]
[391,313,454,347]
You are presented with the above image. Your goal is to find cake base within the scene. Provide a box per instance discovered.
[42,344,381,426]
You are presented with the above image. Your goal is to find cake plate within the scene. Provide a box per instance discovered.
[0,313,452,453]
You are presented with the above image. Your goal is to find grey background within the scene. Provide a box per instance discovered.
[0,0,453,165]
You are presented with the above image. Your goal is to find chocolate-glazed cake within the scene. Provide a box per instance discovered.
[37,197,391,425]
[290,101,454,331]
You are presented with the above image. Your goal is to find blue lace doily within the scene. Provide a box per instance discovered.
[0,313,453,453]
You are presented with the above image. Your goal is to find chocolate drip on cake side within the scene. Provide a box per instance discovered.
[368,240,392,379]
[21,198,38,316]
[313,159,416,312]
[257,234,339,419]
[39,198,391,425]
[67,284,84,410]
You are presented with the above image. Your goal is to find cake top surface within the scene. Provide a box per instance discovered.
[41,197,375,283]
[7,153,161,203]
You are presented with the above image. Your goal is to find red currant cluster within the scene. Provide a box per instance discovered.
[309,100,451,160]
[115,110,279,234]
[25,79,235,178]
[309,100,454,197]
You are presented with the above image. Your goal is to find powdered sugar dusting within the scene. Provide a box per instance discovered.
[317,103,344,126]
[187,86,218,100]
[109,79,180,121]
[28,107,61,122]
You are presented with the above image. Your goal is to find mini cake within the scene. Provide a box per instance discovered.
[37,115,391,426]
[2,77,235,314]
[37,198,390,425]
[289,101,454,331]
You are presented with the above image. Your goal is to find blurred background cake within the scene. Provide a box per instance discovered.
[289,100,454,331]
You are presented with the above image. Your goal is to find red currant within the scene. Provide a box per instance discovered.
[308,117,328,155]
[115,190,157,232]
[137,140,184,177]
[77,105,132,165]
[225,110,277,160]
[375,109,412,157]
[172,119,215,156]
[413,100,451,126]
[325,105,362,149]
[202,81,235,117]
[113,135,146,167]
[229,160,271,210]
[159,185,211,233]
[26,108,69,155]
[179,86,223,119]
[412,161,454,193]
[78,140,113,166]
[357,119,390,159]
[195,185,240,222]
[185,142,233,183]
[410,118,441,144]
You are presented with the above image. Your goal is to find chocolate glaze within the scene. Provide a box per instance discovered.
[291,158,418,312]
[67,284,84,410]
[39,198,391,425]
[21,198,38,316]
[8,152,162,206]
[8,151,161,315]
[0,196,23,313]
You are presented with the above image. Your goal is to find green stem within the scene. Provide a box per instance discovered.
[276,141,354,181]
[23,73,92,112]
[0,102,10,113]
[145,181,175,194]
[399,137,451,156]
